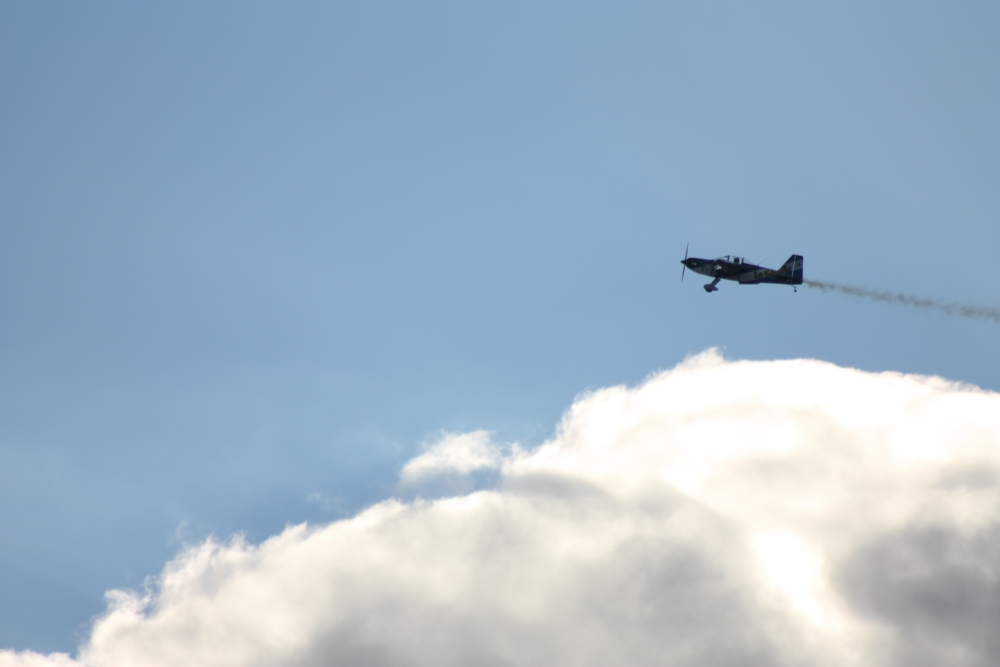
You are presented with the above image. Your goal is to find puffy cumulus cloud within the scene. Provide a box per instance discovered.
[0,653,79,667]
[400,430,502,482]
[5,350,1000,667]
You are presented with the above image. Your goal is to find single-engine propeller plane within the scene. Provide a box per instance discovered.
[681,245,803,293]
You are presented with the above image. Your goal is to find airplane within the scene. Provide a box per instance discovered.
[681,245,803,293]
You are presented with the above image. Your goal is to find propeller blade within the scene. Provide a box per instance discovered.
[681,243,689,281]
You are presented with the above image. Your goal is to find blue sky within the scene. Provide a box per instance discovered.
[2,1,999,654]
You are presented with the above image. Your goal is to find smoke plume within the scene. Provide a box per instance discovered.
[804,280,1000,322]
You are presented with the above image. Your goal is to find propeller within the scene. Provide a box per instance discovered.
[681,243,689,282]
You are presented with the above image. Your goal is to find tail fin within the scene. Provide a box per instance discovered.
[779,255,804,285]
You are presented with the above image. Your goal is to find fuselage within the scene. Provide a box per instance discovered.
[681,255,802,285]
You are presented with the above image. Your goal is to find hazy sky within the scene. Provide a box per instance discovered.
[2,1,999,658]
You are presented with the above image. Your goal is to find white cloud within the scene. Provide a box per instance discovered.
[5,349,1000,666]
[399,430,502,482]
[0,653,79,667]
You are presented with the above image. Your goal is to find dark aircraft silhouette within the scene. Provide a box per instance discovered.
[681,246,803,293]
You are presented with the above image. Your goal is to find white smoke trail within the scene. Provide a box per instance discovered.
[804,280,1000,323]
